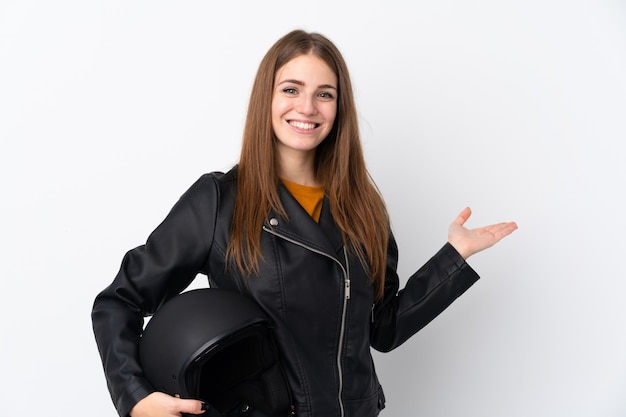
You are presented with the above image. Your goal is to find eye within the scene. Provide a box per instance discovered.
[282,87,298,95]
[318,91,335,100]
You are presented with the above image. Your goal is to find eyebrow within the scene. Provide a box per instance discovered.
[277,79,337,90]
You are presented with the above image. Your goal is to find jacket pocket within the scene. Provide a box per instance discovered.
[342,385,385,417]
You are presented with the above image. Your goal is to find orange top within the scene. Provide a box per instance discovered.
[280,178,325,222]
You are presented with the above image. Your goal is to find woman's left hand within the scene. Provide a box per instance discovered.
[447,207,518,260]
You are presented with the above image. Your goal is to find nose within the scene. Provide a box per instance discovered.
[295,93,317,116]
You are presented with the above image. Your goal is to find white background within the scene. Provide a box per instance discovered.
[1,1,625,416]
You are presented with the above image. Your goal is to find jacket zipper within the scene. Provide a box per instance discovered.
[262,225,350,417]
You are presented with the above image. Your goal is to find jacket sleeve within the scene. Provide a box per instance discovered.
[370,233,480,352]
[91,174,219,417]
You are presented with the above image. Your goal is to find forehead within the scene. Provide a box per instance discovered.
[274,54,337,85]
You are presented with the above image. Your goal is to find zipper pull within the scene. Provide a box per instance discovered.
[371,303,375,323]
[345,279,351,299]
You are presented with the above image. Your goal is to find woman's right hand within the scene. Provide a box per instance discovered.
[130,392,206,417]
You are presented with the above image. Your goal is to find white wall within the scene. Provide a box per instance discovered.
[1,1,625,416]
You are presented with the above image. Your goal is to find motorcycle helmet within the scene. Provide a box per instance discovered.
[138,288,292,416]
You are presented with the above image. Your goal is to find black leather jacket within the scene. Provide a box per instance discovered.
[92,167,480,417]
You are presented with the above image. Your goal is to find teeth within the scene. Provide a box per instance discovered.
[290,121,317,130]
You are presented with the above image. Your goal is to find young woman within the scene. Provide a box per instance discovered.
[92,29,517,417]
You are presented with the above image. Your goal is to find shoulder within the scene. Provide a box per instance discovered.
[178,166,238,212]
[196,165,238,187]
[188,165,238,193]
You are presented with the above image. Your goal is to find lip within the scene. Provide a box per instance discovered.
[287,119,320,132]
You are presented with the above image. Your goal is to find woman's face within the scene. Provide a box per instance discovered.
[271,53,338,160]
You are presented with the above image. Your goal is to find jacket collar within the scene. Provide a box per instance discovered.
[264,182,344,258]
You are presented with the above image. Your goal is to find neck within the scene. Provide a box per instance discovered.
[276,149,319,186]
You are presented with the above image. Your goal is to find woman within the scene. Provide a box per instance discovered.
[92,29,517,417]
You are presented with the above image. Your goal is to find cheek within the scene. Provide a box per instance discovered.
[324,104,337,125]
[271,98,288,121]
[270,100,281,130]
[271,102,282,130]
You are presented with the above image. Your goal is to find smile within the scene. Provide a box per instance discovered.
[289,120,319,130]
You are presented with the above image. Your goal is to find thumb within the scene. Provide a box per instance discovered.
[175,398,206,415]
[453,207,472,227]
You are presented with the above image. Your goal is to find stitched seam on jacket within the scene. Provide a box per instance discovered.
[396,262,464,318]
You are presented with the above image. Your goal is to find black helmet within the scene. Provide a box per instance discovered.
[138,288,292,416]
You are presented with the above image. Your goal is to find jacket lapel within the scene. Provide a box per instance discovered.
[264,183,344,259]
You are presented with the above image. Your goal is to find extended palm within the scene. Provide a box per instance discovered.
[448,207,518,260]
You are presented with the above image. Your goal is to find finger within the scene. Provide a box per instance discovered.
[496,222,518,238]
[453,207,472,226]
[176,399,206,415]
[483,222,518,240]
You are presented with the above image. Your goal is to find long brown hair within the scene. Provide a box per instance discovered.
[227,29,389,301]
